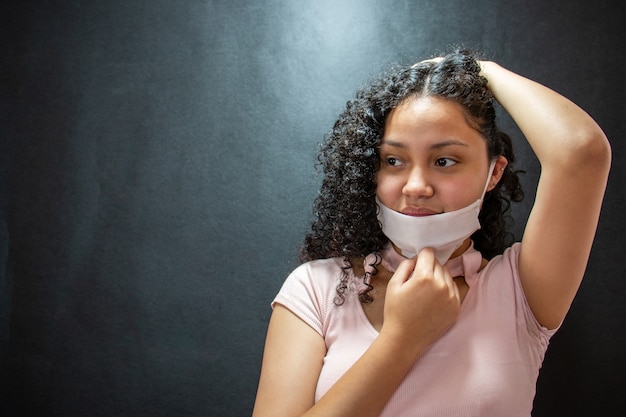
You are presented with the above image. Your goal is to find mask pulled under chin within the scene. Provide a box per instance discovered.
[376,160,495,264]
[376,197,481,264]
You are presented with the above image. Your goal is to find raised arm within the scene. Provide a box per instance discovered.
[480,61,611,329]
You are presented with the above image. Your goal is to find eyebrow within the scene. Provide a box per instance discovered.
[379,139,469,150]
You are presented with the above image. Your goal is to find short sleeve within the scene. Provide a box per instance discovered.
[272,259,343,337]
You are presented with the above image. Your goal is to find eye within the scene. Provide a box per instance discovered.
[386,157,404,166]
[434,157,457,167]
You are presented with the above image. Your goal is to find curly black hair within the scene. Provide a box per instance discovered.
[300,49,524,304]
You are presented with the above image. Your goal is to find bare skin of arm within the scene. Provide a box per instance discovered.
[480,61,611,329]
[252,248,460,417]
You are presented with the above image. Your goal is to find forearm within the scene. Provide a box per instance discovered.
[480,61,609,168]
[481,60,611,329]
[304,334,426,417]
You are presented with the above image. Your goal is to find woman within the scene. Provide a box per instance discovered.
[252,50,611,417]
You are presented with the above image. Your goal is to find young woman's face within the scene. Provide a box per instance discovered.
[376,96,502,216]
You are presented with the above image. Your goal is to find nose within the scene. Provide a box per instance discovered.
[402,167,434,199]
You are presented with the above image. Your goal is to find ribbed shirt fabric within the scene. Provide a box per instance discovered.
[272,243,558,416]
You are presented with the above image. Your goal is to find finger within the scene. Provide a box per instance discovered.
[439,265,460,303]
[434,262,453,287]
[390,256,417,285]
[414,247,436,278]
[452,280,461,303]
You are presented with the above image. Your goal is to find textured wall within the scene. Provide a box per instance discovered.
[2,1,624,416]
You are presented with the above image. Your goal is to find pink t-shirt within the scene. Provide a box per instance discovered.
[272,243,558,417]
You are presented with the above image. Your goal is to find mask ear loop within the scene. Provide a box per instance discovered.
[480,159,498,201]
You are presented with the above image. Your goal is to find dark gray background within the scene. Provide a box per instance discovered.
[2,1,624,416]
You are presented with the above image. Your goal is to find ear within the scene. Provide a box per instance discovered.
[487,155,508,192]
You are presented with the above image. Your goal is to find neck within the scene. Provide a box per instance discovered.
[449,237,472,259]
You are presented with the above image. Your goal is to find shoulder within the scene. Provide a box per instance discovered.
[285,257,348,288]
[487,243,521,270]
[273,257,352,337]
[478,243,522,290]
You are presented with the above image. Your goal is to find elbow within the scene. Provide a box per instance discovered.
[569,124,612,174]
[585,127,611,173]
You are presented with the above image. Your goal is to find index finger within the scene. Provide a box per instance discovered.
[414,247,437,277]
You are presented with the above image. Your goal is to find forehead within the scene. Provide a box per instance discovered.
[382,96,486,148]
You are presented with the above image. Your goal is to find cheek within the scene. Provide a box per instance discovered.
[443,179,484,209]
[375,174,403,205]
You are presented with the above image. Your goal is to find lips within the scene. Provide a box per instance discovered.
[401,207,440,217]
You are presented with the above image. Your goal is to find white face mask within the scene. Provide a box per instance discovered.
[376,161,496,264]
